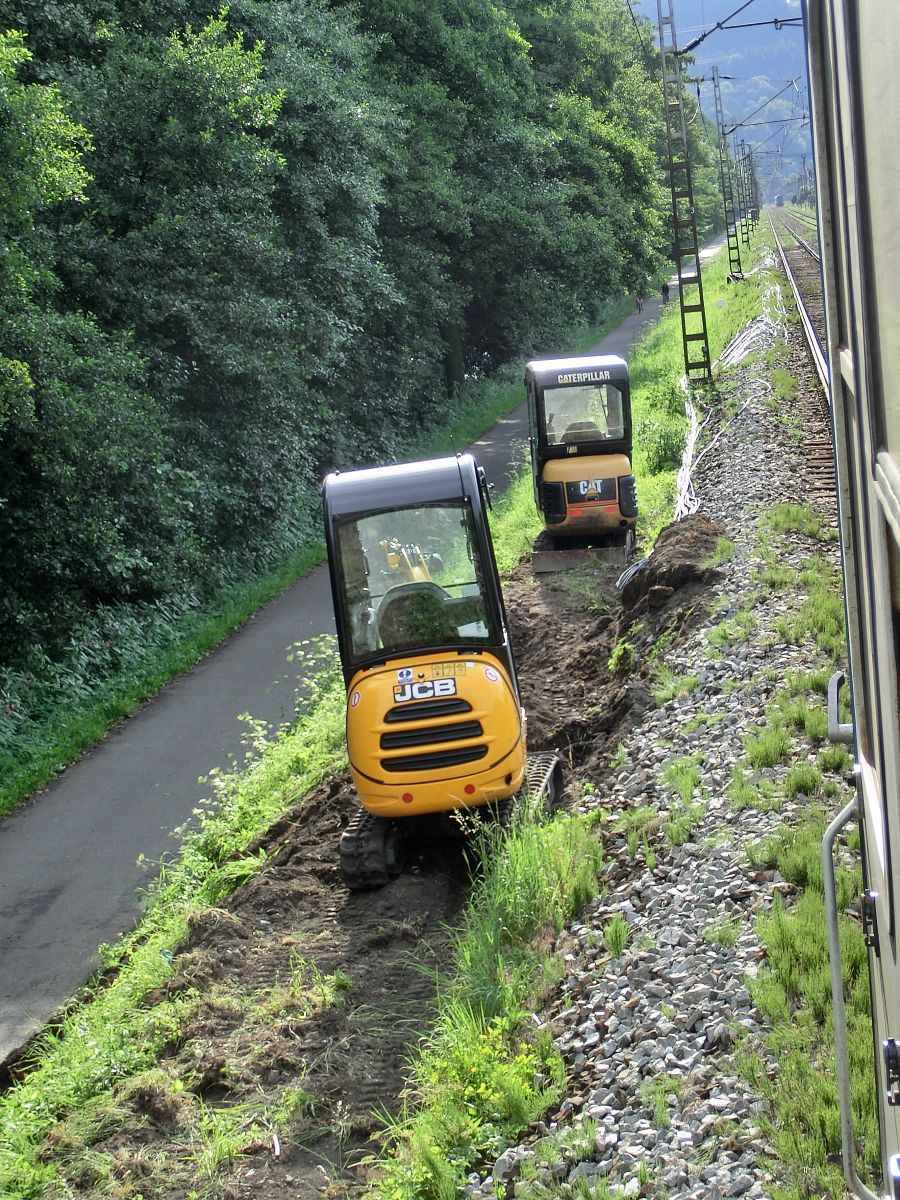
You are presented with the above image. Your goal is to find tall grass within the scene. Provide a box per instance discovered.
[732,493,873,1197]
[744,814,878,1196]
[376,808,603,1200]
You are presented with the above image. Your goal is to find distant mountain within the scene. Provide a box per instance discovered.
[633,0,812,200]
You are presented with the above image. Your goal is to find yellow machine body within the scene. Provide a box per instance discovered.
[345,650,525,819]
[377,538,432,582]
[542,453,636,537]
[525,356,638,559]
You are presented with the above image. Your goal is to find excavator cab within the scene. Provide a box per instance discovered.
[324,454,560,889]
[525,354,638,570]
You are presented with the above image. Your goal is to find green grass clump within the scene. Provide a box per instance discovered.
[702,536,736,568]
[660,756,706,846]
[728,766,781,812]
[775,572,846,662]
[745,722,790,769]
[704,917,742,948]
[666,801,706,847]
[661,756,701,805]
[818,745,853,775]
[378,810,603,1198]
[707,607,756,648]
[728,767,760,810]
[786,668,831,696]
[755,561,798,590]
[775,694,829,744]
[603,913,630,957]
[784,762,822,797]
[682,710,727,734]
[608,636,638,677]
[770,367,798,405]
[641,1075,682,1130]
[651,666,699,705]
[761,503,830,542]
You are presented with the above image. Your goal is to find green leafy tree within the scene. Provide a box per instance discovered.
[0,30,90,432]
[508,0,670,293]
[0,31,194,657]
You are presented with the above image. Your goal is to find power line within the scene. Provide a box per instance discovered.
[625,0,660,80]
[709,18,803,32]
[723,78,802,136]
[739,116,809,127]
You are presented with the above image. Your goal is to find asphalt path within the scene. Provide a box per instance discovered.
[0,292,672,1064]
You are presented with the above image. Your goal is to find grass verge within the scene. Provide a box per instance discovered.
[375,806,604,1200]
[0,641,346,1198]
[742,814,878,1199]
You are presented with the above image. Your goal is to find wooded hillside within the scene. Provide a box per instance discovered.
[0,0,721,668]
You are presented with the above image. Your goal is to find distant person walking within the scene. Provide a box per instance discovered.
[635,293,644,313]
[661,280,670,303]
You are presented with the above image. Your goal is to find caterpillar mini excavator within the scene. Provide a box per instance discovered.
[323,453,563,889]
[525,354,638,572]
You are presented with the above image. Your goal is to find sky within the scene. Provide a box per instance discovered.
[632,0,812,198]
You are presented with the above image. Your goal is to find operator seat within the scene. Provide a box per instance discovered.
[376,582,456,651]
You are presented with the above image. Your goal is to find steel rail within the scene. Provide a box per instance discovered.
[771,216,829,389]
[786,207,818,231]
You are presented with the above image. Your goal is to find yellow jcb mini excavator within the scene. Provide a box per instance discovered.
[525,354,638,571]
[323,453,563,889]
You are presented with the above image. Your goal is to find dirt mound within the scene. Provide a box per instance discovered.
[620,513,725,614]
[505,515,723,789]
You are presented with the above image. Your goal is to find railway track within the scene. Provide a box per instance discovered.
[770,212,836,501]
[785,206,818,231]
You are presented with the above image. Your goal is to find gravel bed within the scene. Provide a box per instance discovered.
[466,299,849,1198]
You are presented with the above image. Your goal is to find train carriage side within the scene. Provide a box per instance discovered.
[805,1,900,1194]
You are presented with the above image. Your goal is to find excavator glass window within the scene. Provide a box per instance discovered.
[542,383,626,445]
[335,501,499,665]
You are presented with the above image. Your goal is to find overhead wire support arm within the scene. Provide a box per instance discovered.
[656,0,712,383]
[678,0,757,55]
[712,17,803,31]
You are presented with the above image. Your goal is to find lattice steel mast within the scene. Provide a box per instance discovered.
[712,66,743,279]
[656,0,711,382]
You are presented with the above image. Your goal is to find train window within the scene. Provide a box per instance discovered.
[854,11,900,456]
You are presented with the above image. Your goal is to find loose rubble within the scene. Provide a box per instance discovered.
[466,294,847,1198]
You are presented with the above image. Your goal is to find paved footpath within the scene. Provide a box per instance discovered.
[0,292,671,1064]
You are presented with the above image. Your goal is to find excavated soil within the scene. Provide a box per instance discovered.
[54,515,725,1199]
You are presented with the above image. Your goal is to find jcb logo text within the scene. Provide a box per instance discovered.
[393,678,458,703]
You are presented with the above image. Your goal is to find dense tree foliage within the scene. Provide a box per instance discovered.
[0,0,721,666]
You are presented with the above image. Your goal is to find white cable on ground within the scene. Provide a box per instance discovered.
[674,372,703,521]
[673,281,783,522]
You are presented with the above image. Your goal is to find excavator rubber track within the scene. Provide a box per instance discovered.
[522,750,566,811]
[340,810,406,892]
[340,751,565,891]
